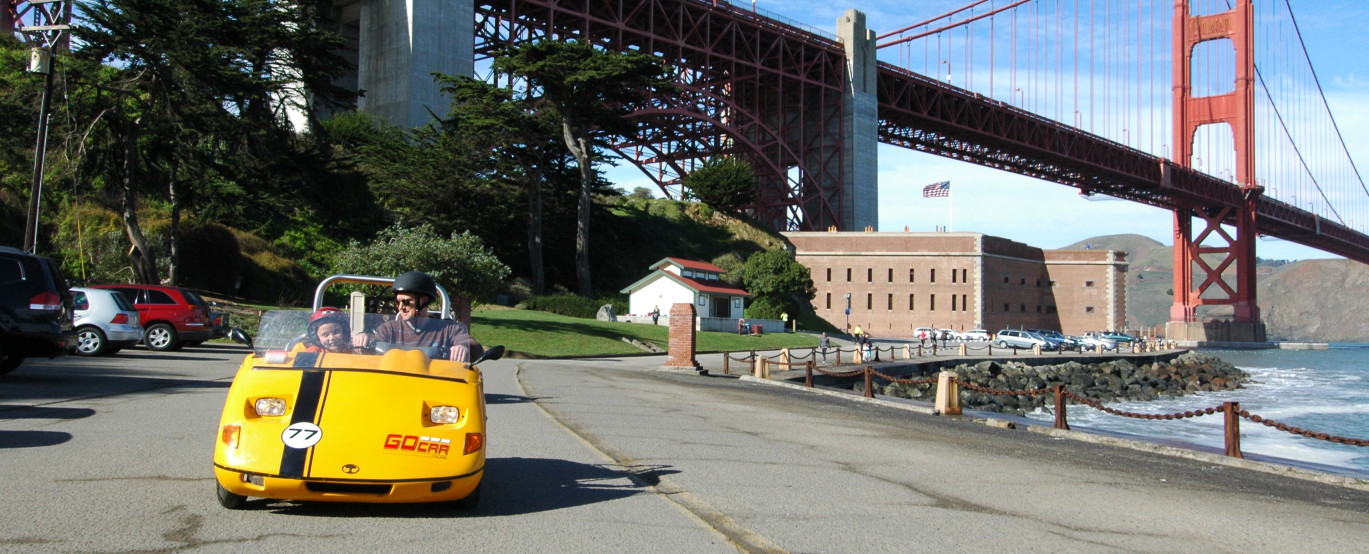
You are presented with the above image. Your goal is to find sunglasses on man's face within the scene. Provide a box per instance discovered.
[396,298,421,308]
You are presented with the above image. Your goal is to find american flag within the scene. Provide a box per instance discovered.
[922,181,950,197]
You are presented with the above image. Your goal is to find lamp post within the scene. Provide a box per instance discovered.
[18,1,72,254]
[844,292,852,333]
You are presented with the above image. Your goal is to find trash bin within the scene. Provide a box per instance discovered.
[751,324,762,335]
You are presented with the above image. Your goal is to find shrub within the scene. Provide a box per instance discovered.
[521,294,626,319]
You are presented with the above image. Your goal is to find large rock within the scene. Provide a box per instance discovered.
[876,353,1248,416]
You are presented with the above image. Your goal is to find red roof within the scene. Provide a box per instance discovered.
[655,257,727,273]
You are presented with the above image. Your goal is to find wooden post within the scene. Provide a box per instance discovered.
[863,366,874,398]
[1053,385,1070,430]
[1224,401,1243,458]
[959,343,967,356]
[805,360,814,387]
[934,371,961,415]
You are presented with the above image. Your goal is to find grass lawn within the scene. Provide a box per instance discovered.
[471,307,820,358]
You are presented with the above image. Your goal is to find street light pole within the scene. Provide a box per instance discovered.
[17,0,72,254]
[24,47,55,254]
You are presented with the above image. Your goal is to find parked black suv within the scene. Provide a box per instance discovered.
[0,246,74,375]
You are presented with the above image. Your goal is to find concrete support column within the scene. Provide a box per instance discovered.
[358,0,474,129]
[837,10,878,231]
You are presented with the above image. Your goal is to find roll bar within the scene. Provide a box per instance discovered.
[311,274,453,320]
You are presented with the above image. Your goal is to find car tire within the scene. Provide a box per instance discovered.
[145,323,179,351]
[997,340,1009,348]
[451,483,480,510]
[74,325,108,356]
[215,482,248,510]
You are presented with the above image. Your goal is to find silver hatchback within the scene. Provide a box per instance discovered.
[994,329,1052,350]
[71,287,143,356]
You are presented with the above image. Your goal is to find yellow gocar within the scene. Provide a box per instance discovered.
[213,275,499,509]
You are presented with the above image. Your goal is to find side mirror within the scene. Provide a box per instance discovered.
[229,328,254,349]
[471,345,505,367]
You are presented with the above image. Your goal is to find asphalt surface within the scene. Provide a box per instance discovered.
[1,344,1367,552]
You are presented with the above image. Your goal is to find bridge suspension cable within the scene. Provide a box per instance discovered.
[873,0,1369,237]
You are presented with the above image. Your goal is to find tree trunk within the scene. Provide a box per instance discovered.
[525,157,546,296]
[167,158,180,286]
[120,116,158,284]
[561,121,593,297]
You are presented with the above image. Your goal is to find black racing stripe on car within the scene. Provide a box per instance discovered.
[293,351,320,368]
[279,370,327,478]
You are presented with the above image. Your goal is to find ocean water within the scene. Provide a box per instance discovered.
[1023,344,1369,476]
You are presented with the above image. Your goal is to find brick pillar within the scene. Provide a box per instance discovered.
[663,303,704,374]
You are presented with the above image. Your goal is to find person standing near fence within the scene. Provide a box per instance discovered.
[819,332,830,361]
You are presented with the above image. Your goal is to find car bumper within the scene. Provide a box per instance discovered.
[214,466,482,504]
[1,327,72,359]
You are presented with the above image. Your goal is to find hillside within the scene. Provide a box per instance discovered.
[1063,234,1366,342]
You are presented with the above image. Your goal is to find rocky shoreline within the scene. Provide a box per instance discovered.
[863,351,1249,416]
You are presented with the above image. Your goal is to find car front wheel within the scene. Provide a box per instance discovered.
[997,340,1009,348]
[215,482,248,509]
[145,323,179,351]
[74,326,108,356]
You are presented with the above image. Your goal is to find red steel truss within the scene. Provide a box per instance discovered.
[473,0,849,231]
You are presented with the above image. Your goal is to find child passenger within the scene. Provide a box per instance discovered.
[306,307,354,354]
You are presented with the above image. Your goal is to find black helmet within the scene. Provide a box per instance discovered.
[392,271,439,303]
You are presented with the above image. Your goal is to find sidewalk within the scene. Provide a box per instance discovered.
[512,355,1369,551]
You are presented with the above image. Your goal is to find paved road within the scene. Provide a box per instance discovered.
[2,346,1367,552]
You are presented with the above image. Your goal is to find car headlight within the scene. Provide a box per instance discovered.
[254,397,288,417]
[430,405,460,424]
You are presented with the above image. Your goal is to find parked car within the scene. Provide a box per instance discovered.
[955,329,992,341]
[69,287,143,356]
[90,284,214,351]
[0,246,73,375]
[1029,329,1080,350]
[1101,331,1137,344]
[1078,334,1118,350]
[995,329,1053,350]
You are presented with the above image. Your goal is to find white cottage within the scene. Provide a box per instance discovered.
[621,257,749,320]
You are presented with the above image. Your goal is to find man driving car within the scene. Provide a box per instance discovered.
[352,271,484,362]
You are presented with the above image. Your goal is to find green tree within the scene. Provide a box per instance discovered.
[331,224,511,304]
[740,249,815,319]
[71,0,352,284]
[683,157,756,214]
[492,40,675,297]
[433,74,571,296]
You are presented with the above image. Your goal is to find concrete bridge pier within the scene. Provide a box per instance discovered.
[331,0,475,130]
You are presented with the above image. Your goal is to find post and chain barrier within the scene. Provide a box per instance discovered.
[771,360,1369,459]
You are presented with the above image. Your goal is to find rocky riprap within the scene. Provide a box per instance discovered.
[869,352,1248,416]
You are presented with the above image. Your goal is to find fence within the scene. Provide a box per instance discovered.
[720,344,1369,460]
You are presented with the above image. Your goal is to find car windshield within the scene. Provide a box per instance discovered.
[250,308,453,357]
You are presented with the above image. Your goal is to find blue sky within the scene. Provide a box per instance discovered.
[605,0,1367,260]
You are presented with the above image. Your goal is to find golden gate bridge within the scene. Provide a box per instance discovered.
[7,0,1366,342]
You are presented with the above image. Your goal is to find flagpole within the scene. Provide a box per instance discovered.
[948,184,954,232]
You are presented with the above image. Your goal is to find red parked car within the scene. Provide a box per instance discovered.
[90,284,214,351]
